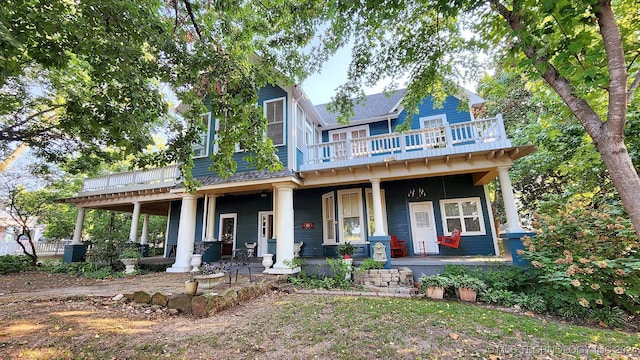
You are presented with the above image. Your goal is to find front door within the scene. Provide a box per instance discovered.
[219,213,237,257]
[257,211,273,257]
[409,202,438,254]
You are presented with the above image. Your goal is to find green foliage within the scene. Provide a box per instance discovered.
[119,247,141,260]
[0,255,34,274]
[441,264,467,277]
[418,274,452,291]
[287,258,353,290]
[336,242,356,257]
[41,261,122,279]
[325,258,353,289]
[447,274,487,293]
[357,258,383,271]
[522,200,640,326]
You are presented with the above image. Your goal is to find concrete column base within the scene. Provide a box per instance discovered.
[500,231,535,267]
[166,265,192,273]
[266,266,300,275]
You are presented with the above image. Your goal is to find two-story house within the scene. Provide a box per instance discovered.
[64,84,535,274]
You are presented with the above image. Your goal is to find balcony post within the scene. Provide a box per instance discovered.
[444,122,454,147]
[267,184,299,274]
[496,114,507,141]
[204,194,218,242]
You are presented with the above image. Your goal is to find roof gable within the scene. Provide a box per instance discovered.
[315,89,406,126]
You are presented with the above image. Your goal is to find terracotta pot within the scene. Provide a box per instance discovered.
[426,286,445,300]
[458,287,477,302]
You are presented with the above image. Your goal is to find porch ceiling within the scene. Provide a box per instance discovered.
[63,188,180,216]
[297,144,536,188]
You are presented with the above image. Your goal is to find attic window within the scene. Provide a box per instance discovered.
[265,97,285,146]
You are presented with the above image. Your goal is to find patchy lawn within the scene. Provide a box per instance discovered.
[1,288,639,359]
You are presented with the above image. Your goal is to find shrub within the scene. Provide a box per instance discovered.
[521,200,640,327]
[357,258,384,271]
[0,255,34,274]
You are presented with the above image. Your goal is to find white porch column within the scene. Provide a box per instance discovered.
[140,214,149,245]
[129,202,141,243]
[204,194,217,241]
[498,167,524,233]
[268,184,298,274]
[167,194,198,273]
[370,178,387,236]
[71,207,86,245]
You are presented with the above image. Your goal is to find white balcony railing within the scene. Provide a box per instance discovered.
[304,116,509,168]
[79,165,180,196]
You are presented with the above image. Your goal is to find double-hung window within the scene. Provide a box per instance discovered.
[365,188,387,236]
[328,125,369,160]
[322,192,336,244]
[264,97,285,146]
[193,112,211,158]
[337,189,365,242]
[419,114,447,148]
[439,197,485,235]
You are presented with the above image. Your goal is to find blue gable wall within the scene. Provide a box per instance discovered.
[191,84,289,178]
[394,95,471,129]
[321,95,472,142]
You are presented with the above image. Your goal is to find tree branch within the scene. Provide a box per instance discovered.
[488,0,606,140]
[596,0,627,138]
[628,69,640,103]
[182,0,202,40]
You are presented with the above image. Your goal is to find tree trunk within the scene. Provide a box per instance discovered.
[594,137,640,233]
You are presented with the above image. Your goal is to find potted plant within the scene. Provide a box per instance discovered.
[418,274,452,300]
[193,262,229,290]
[449,275,486,302]
[119,246,141,274]
[337,241,356,259]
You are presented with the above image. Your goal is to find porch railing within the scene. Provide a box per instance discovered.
[305,116,508,166]
[79,165,180,196]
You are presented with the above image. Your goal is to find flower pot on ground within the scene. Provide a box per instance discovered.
[184,280,198,295]
[193,262,228,290]
[119,246,141,274]
[449,275,486,302]
[418,274,453,300]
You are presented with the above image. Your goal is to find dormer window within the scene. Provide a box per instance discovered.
[264,97,285,146]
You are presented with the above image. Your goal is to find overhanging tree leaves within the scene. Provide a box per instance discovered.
[304,0,640,235]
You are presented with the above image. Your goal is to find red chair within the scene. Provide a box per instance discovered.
[390,235,407,257]
[437,229,461,249]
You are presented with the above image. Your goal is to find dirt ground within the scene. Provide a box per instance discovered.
[1,271,639,360]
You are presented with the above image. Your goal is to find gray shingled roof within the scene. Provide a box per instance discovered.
[315,88,406,125]
[194,169,299,187]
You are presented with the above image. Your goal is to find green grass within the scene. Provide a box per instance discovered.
[189,295,640,359]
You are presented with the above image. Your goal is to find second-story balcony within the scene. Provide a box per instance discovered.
[78,165,180,196]
[301,116,511,171]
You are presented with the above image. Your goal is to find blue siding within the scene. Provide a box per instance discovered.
[191,84,290,178]
[393,95,472,130]
[166,200,181,250]
[384,175,495,255]
[369,120,389,136]
[293,188,326,257]
[211,194,273,248]
[292,175,496,257]
[296,148,304,169]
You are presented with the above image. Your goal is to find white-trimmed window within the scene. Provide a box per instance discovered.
[264,97,285,146]
[328,125,369,160]
[193,112,211,158]
[365,188,387,236]
[296,104,305,150]
[322,192,336,244]
[337,189,365,243]
[439,197,485,236]
[419,114,447,148]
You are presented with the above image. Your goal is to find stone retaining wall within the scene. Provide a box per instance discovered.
[120,279,281,317]
[353,267,416,294]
